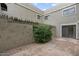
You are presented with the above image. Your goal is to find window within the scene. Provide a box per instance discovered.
[1,3,7,11]
[63,7,75,16]
[37,15,41,19]
[45,16,48,20]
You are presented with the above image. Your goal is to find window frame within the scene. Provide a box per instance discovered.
[63,7,76,16]
[1,3,7,11]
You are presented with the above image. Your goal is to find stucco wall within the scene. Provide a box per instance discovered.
[75,4,79,20]
[3,3,43,23]
[44,4,78,37]
[0,18,34,52]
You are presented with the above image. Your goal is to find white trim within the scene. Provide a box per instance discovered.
[76,23,78,39]
[60,23,78,39]
[77,21,79,23]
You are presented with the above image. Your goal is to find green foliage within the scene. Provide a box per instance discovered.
[33,24,52,43]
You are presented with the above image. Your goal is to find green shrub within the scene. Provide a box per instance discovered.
[33,24,52,43]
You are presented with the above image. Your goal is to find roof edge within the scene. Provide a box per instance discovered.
[44,3,76,14]
[15,3,44,15]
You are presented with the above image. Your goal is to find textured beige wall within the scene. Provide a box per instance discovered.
[76,4,79,21]
[7,3,36,21]
[4,3,43,23]
[18,3,43,14]
[0,18,34,52]
[44,4,78,37]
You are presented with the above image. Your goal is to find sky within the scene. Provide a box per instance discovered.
[33,3,57,11]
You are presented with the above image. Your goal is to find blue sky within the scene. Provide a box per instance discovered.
[33,3,57,11]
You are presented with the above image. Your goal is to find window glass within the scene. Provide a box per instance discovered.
[63,7,75,16]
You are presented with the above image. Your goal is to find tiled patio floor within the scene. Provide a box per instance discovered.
[1,38,79,56]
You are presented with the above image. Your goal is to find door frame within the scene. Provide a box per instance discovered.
[60,23,78,39]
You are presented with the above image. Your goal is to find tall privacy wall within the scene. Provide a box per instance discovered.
[0,15,34,52]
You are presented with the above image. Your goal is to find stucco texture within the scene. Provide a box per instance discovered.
[0,18,34,52]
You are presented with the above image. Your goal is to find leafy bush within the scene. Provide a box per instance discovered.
[33,24,52,43]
